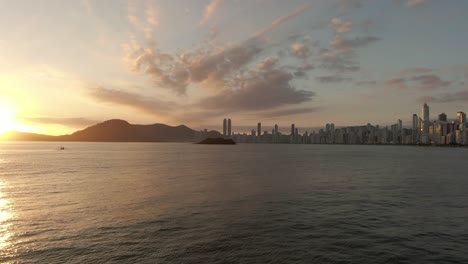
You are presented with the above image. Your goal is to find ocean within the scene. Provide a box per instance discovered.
[0,142,467,263]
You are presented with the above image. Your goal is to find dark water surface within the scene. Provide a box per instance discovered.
[0,142,467,263]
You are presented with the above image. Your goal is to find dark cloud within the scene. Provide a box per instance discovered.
[89,87,175,116]
[316,75,352,83]
[411,75,451,90]
[197,68,315,111]
[332,36,380,50]
[18,117,99,128]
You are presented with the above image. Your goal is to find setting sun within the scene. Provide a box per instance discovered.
[0,105,15,134]
[0,104,34,134]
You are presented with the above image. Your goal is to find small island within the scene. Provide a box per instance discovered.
[198,137,236,145]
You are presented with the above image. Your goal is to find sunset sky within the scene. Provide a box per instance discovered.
[1,0,468,135]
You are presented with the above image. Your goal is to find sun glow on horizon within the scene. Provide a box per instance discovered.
[0,104,34,134]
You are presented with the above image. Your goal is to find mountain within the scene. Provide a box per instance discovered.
[0,119,222,142]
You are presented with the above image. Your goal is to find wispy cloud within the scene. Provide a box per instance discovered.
[127,1,159,39]
[385,78,407,89]
[330,18,353,34]
[18,117,99,128]
[89,87,175,117]
[123,3,315,97]
[316,75,352,83]
[259,107,320,118]
[254,4,312,38]
[385,74,451,90]
[411,74,451,90]
[406,0,430,7]
[199,0,224,26]
[421,90,468,103]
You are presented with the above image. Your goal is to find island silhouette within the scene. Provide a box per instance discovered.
[0,119,222,142]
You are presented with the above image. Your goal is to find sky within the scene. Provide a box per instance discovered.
[0,0,468,135]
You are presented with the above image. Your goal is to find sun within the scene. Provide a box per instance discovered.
[0,105,18,134]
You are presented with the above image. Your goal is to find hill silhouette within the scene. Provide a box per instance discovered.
[0,119,222,142]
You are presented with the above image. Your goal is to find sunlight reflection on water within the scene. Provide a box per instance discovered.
[0,181,14,258]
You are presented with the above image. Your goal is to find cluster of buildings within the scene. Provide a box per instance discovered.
[213,103,468,146]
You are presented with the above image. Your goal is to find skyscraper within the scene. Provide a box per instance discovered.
[291,124,295,143]
[422,103,430,142]
[223,118,227,137]
[227,118,232,137]
[457,112,466,124]
[257,122,261,143]
[412,114,419,143]
[423,103,429,121]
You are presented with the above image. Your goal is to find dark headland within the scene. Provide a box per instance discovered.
[197,137,236,145]
[0,119,222,142]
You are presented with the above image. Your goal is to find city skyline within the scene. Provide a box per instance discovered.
[221,103,468,145]
[1,0,468,135]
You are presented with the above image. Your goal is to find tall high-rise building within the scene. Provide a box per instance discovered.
[223,118,227,137]
[257,122,261,143]
[457,111,466,124]
[291,124,295,143]
[423,103,429,121]
[422,103,430,141]
[412,114,419,143]
[438,113,447,122]
[227,118,232,137]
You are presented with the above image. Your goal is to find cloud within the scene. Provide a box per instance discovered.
[291,43,310,59]
[330,18,353,34]
[411,75,451,90]
[259,107,320,118]
[320,48,360,72]
[199,0,224,26]
[385,78,407,89]
[406,0,430,7]
[18,117,99,128]
[89,87,175,116]
[331,36,380,51]
[127,1,159,39]
[318,35,380,73]
[316,75,352,83]
[420,91,468,103]
[123,4,313,95]
[257,57,279,71]
[254,4,312,38]
[385,74,451,90]
[399,67,433,75]
[197,68,315,111]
